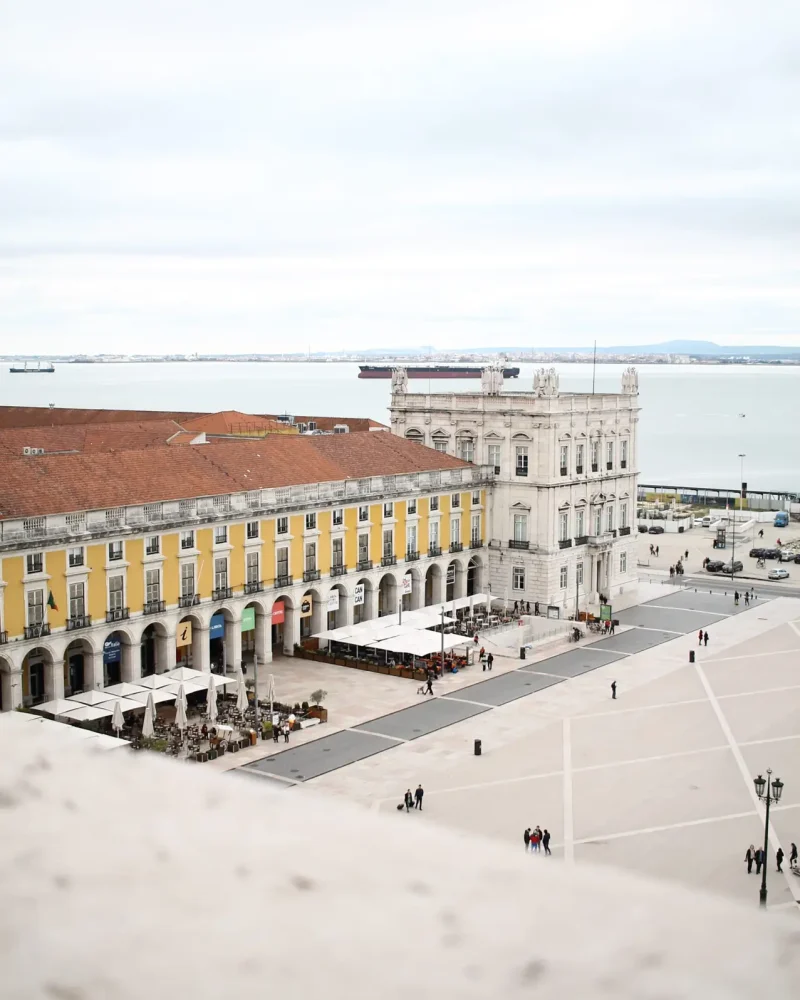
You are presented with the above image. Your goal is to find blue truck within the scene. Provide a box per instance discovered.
[774,511,789,528]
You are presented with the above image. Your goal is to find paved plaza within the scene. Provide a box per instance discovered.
[242,586,800,913]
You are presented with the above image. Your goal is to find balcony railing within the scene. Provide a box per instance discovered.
[275,574,293,589]
[405,549,419,562]
[508,539,529,550]
[303,569,321,582]
[428,545,441,558]
[576,465,583,475]
[106,607,130,623]
[449,542,463,553]
[515,467,528,477]
[558,539,572,549]
[588,534,614,547]
[560,467,568,477]
[330,564,347,577]
[212,586,233,600]
[574,535,588,546]
[179,594,201,608]
[470,538,483,549]
[244,580,264,594]
[381,555,397,567]
[607,462,613,470]
[143,600,166,615]
[618,526,631,536]
[0,631,8,645]
[66,614,92,631]
[591,463,598,472]
[357,559,372,571]
[24,623,51,639]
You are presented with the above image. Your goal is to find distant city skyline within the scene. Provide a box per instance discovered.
[2,2,799,354]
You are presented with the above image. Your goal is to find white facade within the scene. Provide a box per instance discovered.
[390,366,640,615]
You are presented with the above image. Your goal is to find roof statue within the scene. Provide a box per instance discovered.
[533,367,559,397]
[391,367,409,394]
[621,366,639,395]
[480,366,504,395]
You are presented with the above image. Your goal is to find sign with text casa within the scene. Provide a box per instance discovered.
[103,636,122,665]
[326,590,340,611]
[209,612,225,639]
[402,573,413,595]
[271,601,285,625]
[353,584,365,607]
[176,622,192,647]
[300,595,313,619]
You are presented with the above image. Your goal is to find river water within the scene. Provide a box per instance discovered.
[0,361,796,491]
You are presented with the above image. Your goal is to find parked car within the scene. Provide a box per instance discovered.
[768,567,790,580]
[638,524,649,533]
[701,516,713,527]
[794,553,800,564]
[693,517,705,526]
[648,525,665,535]
[749,548,766,559]
[780,549,795,562]
[706,560,724,573]
[721,560,743,575]
[763,549,781,560]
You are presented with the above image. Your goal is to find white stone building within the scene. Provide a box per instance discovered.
[390,366,640,615]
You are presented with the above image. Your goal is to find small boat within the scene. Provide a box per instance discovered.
[358,365,520,379]
[9,361,55,374]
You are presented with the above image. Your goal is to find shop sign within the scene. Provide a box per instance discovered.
[353,584,365,607]
[546,605,560,620]
[300,595,313,618]
[209,613,225,639]
[402,573,413,595]
[103,636,122,664]
[176,621,193,647]
[600,604,612,622]
[271,601,285,625]
[446,565,455,584]
[241,606,256,632]
[326,590,340,611]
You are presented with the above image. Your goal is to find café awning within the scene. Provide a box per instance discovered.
[367,631,466,657]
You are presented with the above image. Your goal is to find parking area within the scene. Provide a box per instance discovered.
[444,671,565,707]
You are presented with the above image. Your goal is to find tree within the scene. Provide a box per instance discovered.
[310,689,327,707]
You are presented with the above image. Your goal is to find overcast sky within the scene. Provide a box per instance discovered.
[1,1,798,353]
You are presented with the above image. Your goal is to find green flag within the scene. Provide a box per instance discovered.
[47,591,58,611]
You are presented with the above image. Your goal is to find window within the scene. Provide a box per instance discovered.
[559,511,569,541]
[488,444,501,474]
[576,443,585,473]
[358,505,369,522]
[383,502,393,519]
[276,547,289,579]
[108,541,123,561]
[458,438,474,463]
[26,552,43,575]
[591,440,600,469]
[214,557,228,590]
[246,521,259,540]
[576,508,585,538]
[621,439,629,468]
[214,525,227,545]
[433,440,448,453]
[429,520,440,547]
[308,421,317,431]
[620,502,629,528]
[179,499,196,517]
[606,441,614,469]
[382,529,393,558]
[68,546,84,568]
[276,516,289,535]
[180,562,195,597]
[472,491,480,506]
[358,533,370,562]
[305,542,317,572]
[559,565,568,589]
[69,581,85,619]
[143,502,163,522]
[429,496,439,512]
[406,523,417,552]
[109,575,124,611]
[145,568,160,603]
[246,550,259,584]
[594,507,602,536]
[305,512,317,531]
[406,499,417,515]
[180,530,194,550]
[450,517,460,545]
[620,552,628,574]
[451,493,460,508]
[332,536,344,568]
[24,516,46,537]
[105,508,124,527]
[577,561,584,586]
[332,508,344,526]
[471,513,481,543]
[606,505,614,532]
[512,566,525,591]
[145,535,160,555]
[515,446,528,476]
[560,445,569,474]
[212,495,231,514]
[66,512,85,533]
[513,513,527,542]
[27,589,44,625]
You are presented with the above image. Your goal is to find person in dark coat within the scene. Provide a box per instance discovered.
[790,842,798,870]
[425,675,434,696]
[542,829,551,855]
[404,789,414,812]
[611,681,617,700]
[755,848,764,875]
[698,629,704,645]
[523,827,531,852]
[744,844,755,874]
[414,784,424,810]
[776,847,784,872]
[703,631,709,646]
[487,652,493,671]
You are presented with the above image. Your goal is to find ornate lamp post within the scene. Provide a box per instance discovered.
[753,769,784,907]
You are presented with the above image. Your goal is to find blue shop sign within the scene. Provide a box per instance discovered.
[103,637,122,664]
[209,613,225,639]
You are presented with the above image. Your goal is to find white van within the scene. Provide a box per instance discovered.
[701,516,713,528]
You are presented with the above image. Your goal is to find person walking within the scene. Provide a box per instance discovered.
[790,842,798,870]
[758,528,764,539]
[404,789,414,812]
[282,721,290,743]
[755,847,764,875]
[698,629,704,646]
[744,844,755,874]
[703,631,709,647]
[530,828,540,853]
[656,545,660,557]
[487,652,493,671]
[776,847,784,873]
[685,549,689,560]
[611,680,617,700]
[524,827,531,852]
[734,590,740,606]
[273,723,280,744]
[425,674,434,696]
[610,620,616,635]
[669,566,674,579]
[542,829,551,855]
[414,784,424,811]
[744,591,750,606]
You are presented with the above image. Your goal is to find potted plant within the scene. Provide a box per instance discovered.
[308,689,328,723]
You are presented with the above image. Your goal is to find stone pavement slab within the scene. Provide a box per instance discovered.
[443,671,564,707]
[615,604,727,633]
[353,697,489,740]
[244,729,400,781]
[522,647,626,677]
[587,627,680,655]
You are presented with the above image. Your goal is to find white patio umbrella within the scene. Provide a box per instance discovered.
[175,684,188,732]
[104,682,147,698]
[167,666,205,683]
[235,666,248,714]
[111,700,125,739]
[31,698,77,717]
[162,680,205,697]
[68,689,115,706]
[60,704,114,723]
[206,675,218,723]
[137,674,173,690]
[142,692,156,739]
[129,688,174,707]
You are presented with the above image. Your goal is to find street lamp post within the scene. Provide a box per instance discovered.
[753,769,784,908]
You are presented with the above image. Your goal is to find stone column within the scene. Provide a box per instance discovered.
[85,649,105,690]
[48,659,65,701]
[159,629,177,674]
[1,669,23,711]
[255,608,272,665]
[122,640,142,683]
[224,616,242,673]
[193,623,211,673]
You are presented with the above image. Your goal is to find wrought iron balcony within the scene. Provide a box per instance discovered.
[428,545,441,557]
[24,623,51,639]
[558,539,572,549]
[244,580,264,594]
[449,542,463,553]
[607,462,613,471]
[405,549,419,562]
[143,600,166,615]
[303,569,321,583]
[357,559,372,571]
[212,586,233,600]
[574,535,588,546]
[560,467,568,477]
[618,526,631,536]
[508,539,529,550]
[66,614,92,631]
[515,467,528,477]
[179,594,201,608]
[275,574,293,588]
[591,463,598,472]
[330,564,347,577]
[381,555,397,567]
[105,607,130,623]
[469,538,483,549]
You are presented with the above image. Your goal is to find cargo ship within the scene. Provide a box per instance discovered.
[358,365,520,379]
[9,361,55,374]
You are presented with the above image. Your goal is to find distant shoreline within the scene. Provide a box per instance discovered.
[3,357,800,367]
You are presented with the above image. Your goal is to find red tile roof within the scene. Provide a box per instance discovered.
[180,412,294,436]
[0,420,185,458]
[0,407,200,429]
[0,433,470,519]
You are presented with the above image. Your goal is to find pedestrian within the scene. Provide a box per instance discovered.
[703,631,709,647]
[744,844,755,874]
[282,721,290,743]
[479,646,485,664]
[777,847,784,872]
[744,592,750,606]
[513,600,519,614]
[526,601,530,614]
[698,629,703,646]
[414,784,424,810]
[656,545,659,557]
[734,590,740,606]
[524,827,531,852]
[611,680,617,700]
[542,829,551,855]
[534,601,540,616]
[473,633,479,645]
[790,842,798,869]
[404,789,414,812]
[685,549,689,560]
[487,652,493,671]
[610,620,616,635]
[425,674,434,696]
[273,723,280,744]
[530,828,540,853]
[755,848,764,875]
[669,566,674,579]
[759,528,764,539]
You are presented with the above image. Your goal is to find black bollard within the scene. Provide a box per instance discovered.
[474,739,482,756]
[689,649,695,663]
